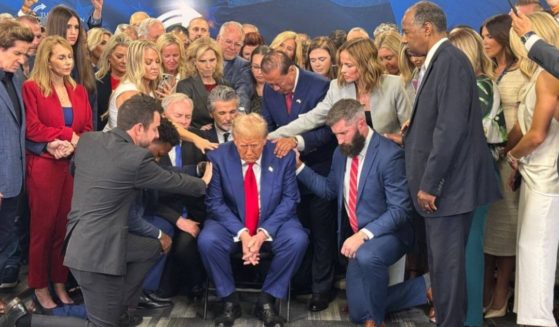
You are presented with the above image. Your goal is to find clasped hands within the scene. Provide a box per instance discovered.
[239,230,267,266]
[46,139,74,159]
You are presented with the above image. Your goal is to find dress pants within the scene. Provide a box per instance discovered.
[465,205,489,326]
[27,156,72,288]
[293,193,337,294]
[0,193,21,273]
[142,215,174,291]
[198,219,308,299]
[345,233,409,324]
[71,234,160,327]
[424,212,473,327]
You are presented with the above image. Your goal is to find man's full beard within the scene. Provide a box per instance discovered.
[339,131,366,157]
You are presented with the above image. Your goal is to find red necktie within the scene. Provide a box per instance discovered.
[285,92,293,114]
[244,163,259,235]
[348,156,359,233]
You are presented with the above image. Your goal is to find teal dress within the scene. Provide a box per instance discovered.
[465,76,502,326]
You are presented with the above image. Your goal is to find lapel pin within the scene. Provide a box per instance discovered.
[268,166,274,172]
[296,99,301,104]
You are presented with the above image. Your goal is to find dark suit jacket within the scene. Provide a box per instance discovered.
[205,142,302,239]
[298,132,413,247]
[176,75,229,129]
[0,71,25,198]
[403,41,501,217]
[528,39,559,79]
[224,56,254,111]
[23,81,93,155]
[96,74,112,131]
[64,128,207,276]
[261,68,336,176]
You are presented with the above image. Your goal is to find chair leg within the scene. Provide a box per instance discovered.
[203,279,210,320]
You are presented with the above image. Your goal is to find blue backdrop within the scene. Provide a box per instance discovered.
[1,0,516,41]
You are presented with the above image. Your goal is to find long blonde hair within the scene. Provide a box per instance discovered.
[87,27,112,52]
[449,27,494,79]
[156,33,187,77]
[122,40,160,94]
[399,45,416,85]
[270,31,305,67]
[95,34,130,80]
[510,11,559,78]
[336,38,384,92]
[184,37,224,80]
[29,35,76,96]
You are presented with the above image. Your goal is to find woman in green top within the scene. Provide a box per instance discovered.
[448,26,506,327]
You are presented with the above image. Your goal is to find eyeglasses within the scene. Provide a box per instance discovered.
[223,39,243,48]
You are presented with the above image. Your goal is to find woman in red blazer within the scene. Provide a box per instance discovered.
[23,35,92,311]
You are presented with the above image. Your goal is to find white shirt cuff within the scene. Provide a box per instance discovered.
[360,228,374,240]
[525,34,542,52]
[295,163,306,175]
[257,228,273,241]
[234,228,248,242]
[295,135,305,151]
[157,230,162,239]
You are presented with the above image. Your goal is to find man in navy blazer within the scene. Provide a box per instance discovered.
[401,2,501,325]
[198,114,308,327]
[261,50,338,311]
[0,22,35,297]
[297,99,428,326]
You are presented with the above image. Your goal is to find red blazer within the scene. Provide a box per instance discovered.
[23,80,93,157]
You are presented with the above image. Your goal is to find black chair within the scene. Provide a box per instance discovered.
[202,248,291,322]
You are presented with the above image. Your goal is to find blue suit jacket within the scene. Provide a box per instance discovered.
[205,141,302,239]
[298,132,413,247]
[0,71,25,198]
[223,56,254,111]
[262,68,335,176]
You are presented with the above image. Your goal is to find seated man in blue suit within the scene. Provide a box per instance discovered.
[198,113,308,327]
[297,99,430,327]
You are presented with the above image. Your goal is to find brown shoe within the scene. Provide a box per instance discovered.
[363,320,385,327]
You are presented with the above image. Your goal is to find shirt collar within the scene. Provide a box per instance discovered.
[242,157,262,168]
[422,38,448,72]
[291,66,300,93]
[356,127,374,160]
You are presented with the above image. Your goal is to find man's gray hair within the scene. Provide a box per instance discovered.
[207,85,239,113]
[162,93,193,113]
[137,18,161,38]
[411,1,447,33]
[325,99,366,127]
[218,21,244,39]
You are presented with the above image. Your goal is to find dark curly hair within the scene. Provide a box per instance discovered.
[156,117,180,146]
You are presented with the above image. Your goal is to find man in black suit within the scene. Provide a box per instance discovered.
[202,85,240,144]
[401,2,501,325]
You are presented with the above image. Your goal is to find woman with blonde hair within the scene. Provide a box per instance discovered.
[156,33,187,87]
[306,36,337,80]
[95,34,129,130]
[103,40,160,131]
[87,27,112,67]
[270,30,305,67]
[177,37,229,129]
[398,45,425,102]
[374,31,402,76]
[269,37,411,141]
[507,11,559,326]
[449,26,506,327]
[23,35,92,311]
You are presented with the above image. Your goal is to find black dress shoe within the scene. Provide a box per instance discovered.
[255,302,284,327]
[137,294,173,309]
[309,292,331,312]
[215,301,241,327]
[145,291,173,303]
[119,312,143,327]
[0,298,29,327]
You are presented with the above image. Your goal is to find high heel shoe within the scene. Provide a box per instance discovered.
[31,293,57,315]
[484,289,512,319]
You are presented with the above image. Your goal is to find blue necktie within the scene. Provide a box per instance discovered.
[175,144,182,167]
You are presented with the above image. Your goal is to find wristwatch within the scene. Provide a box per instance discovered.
[521,31,536,44]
